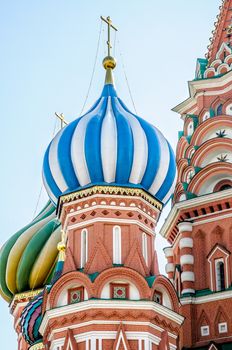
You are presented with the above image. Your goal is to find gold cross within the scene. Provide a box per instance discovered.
[100,16,118,56]
[55,112,68,129]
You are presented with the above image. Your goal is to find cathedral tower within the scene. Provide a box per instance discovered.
[0,16,183,350]
[161,1,232,349]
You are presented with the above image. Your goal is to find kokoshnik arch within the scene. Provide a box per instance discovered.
[2,2,232,349]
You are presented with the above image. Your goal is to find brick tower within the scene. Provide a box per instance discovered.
[161,1,232,349]
[0,16,183,350]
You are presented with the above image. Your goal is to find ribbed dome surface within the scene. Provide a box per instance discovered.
[21,291,43,345]
[43,82,176,205]
[0,201,61,301]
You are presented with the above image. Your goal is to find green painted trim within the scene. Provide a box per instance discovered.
[186,192,197,200]
[194,167,202,173]
[145,276,156,288]
[88,272,99,282]
[182,182,188,191]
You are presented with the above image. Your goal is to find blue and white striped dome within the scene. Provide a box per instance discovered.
[43,71,176,206]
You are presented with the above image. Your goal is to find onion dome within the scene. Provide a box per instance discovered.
[21,291,43,345]
[21,238,66,346]
[0,201,61,302]
[43,57,176,206]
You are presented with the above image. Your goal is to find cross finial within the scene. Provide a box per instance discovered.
[100,16,118,57]
[55,112,68,129]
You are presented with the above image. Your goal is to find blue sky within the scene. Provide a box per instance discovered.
[1,0,221,348]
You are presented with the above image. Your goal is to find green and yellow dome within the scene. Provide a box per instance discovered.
[0,201,61,302]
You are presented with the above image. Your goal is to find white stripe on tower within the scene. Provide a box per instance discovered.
[116,99,148,184]
[48,128,68,192]
[101,97,117,183]
[71,98,104,186]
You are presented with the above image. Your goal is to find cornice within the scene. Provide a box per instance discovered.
[39,299,184,335]
[10,289,43,314]
[58,186,162,218]
[173,70,232,115]
[181,289,232,305]
[160,188,232,238]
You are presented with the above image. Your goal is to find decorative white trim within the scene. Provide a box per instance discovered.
[39,300,184,335]
[66,218,155,236]
[178,222,193,233]
[64,204,158,229]
[219,322,228,334]
[163,247,173,258]
[115,330,129,350]
[208,246,230,291]
[113,226,122,264]
[181,288,195,295]
[215,258,226,292]
[201,325,210,337]
[181,272,195,282]
[165,263,175,274]
[193,211,232,226]
[81,228,88,268]
[180,255,194,265]
[208,245,230,261]
[173,70,232,115]
[181,289,232,305]
[179,238,193,249]
[46,320,178,343]
[50,331,163,349]
[142,232,148,265]
[61,193,160,218]
[160,188,232,238]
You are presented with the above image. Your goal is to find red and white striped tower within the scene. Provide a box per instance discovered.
[161,1,232,348]
[178,222,195,295]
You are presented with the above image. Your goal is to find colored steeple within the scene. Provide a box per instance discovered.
[207,0,232,63]
[42,16,176,207]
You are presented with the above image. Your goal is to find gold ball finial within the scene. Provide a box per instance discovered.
[57,230,66,252]
[103,56,117,70]
[57,241,66,252]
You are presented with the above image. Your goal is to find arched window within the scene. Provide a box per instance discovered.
[216,104,223,116]
[226,103,232,116]
[153,290,162,304]
[113,226,121,264]
[213,180,232,192]
[202,111,210,122]
[215,259,225,291]
[219,184,232,191]
[187,121,194,136]
[142,233,148,265]
[81,229,88,268]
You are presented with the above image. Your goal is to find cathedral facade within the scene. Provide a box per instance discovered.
[1,2,232,350]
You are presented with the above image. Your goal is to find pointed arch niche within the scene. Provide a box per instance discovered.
[207,244,230,292]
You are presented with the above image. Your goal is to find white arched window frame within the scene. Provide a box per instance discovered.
[215,258,225,291]
[142,233,148,265]
[187,121,194,136]
[202,111,210,122]
[113,226,121,264]
[226,103,232,116]
[81,229,88,268]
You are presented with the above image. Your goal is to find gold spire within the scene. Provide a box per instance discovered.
[100,16,118,84]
